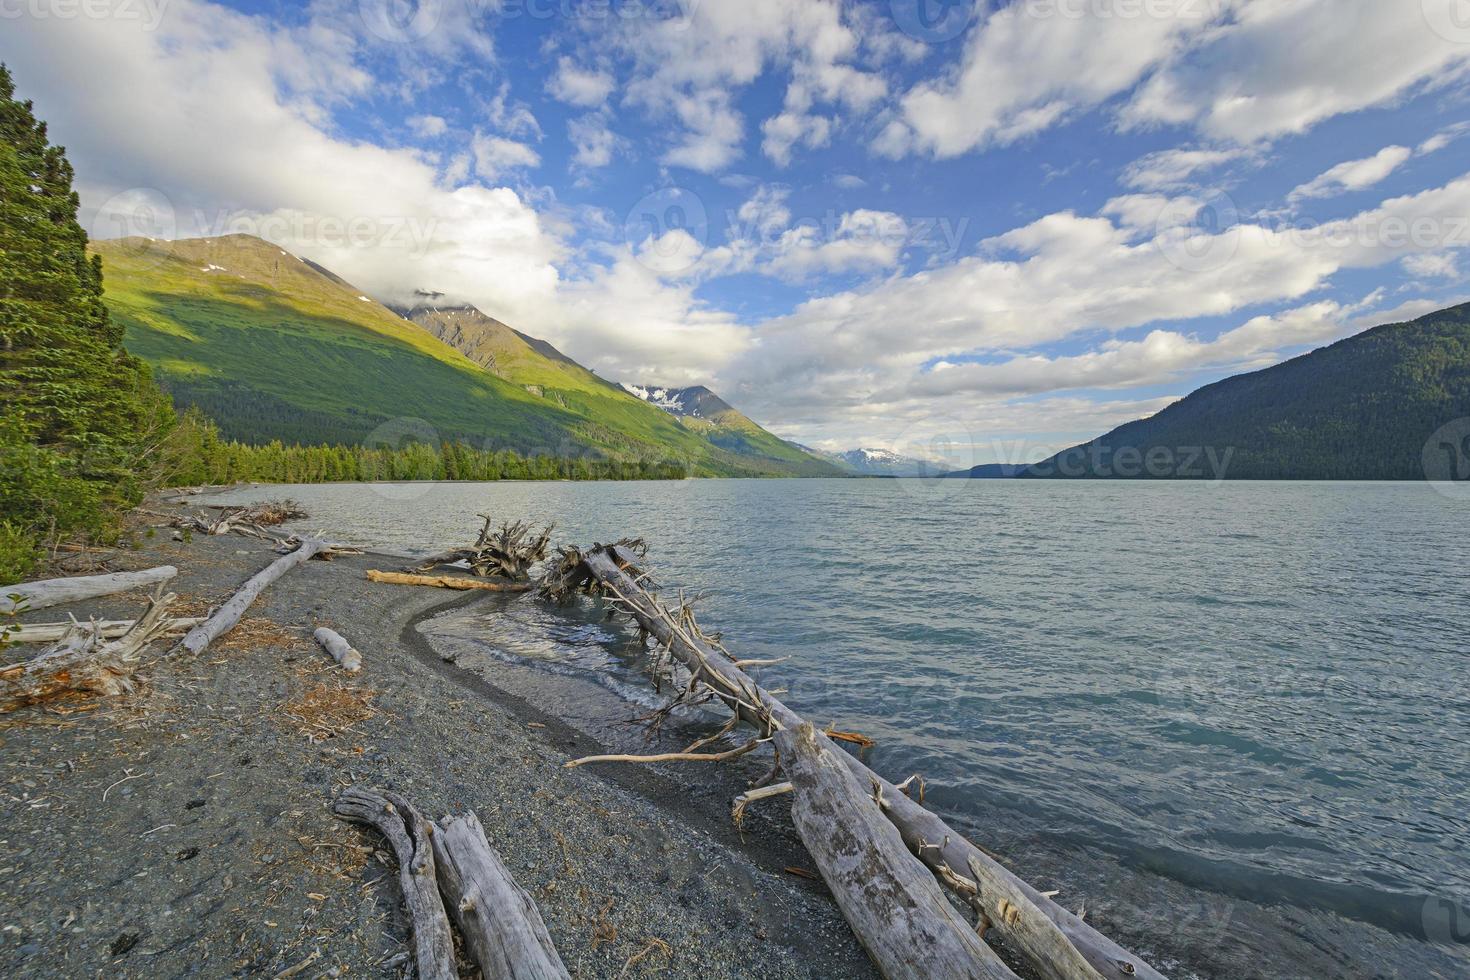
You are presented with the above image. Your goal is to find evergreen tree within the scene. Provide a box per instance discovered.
[0,64,174,577]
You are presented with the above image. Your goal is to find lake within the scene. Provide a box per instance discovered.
[213,478,1470,978]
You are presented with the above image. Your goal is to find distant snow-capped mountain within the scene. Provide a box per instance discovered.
[828,447,949,477]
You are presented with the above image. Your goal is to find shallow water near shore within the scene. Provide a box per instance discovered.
[212,478,1470,978]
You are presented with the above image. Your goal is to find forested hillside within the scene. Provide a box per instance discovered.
[1022,304,1470,480]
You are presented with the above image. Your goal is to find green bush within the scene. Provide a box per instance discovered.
[0,520,40,584]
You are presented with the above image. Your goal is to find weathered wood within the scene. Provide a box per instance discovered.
[366,570,534,593]
[409,517,552,580]
[177,538,327,656]
[313,627,362,672]
[2,594,181,711]
[0,566,178,614]
[331,787,456,980]
[574,545,1161,980]
[7,618,204,644]
[778,723,1018,980]
[430,810,571,980]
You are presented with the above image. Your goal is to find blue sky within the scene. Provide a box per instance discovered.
[6,0,1470,463]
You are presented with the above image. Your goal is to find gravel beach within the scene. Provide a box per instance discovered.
[0,514,881,979]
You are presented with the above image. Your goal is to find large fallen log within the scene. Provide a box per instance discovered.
[367,569,534,593]
[177,538,327,656]
[2,594,181,711]
[430,809,571,980]
[313,627,362,673]
[7,617,204,645]
[331,787,456,980]
[778,722,1019,980]
[0,566,178,614]
[567,544,1159,980]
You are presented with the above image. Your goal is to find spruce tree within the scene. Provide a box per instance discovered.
[0,64,173,576]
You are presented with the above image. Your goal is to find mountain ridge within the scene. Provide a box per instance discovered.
[950,303,1470,481]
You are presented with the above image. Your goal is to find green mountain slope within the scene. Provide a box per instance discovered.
[1018,303,1470,480]
[93,234,838,476]
[399,300,842,477]
[617,383,840,475]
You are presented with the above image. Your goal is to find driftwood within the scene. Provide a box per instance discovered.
[6,617,204,644]
[313,627,362,672]
[778,722,1019,980]
[561,544,1161,980]
[331,787,457,980]
[366,570,534,593]
[177,538,328,656]
[430,810,571,980]
[0,566,178,614]
[1,594,180,711]
[410,517,552,580]
[140,501,307,541]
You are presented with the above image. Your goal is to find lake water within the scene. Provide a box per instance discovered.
[213,478,1470,978]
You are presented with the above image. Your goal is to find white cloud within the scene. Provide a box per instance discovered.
[761,111,833,166]
[1418,123,1470,155]
[881,0,1225,159]
[1122,147,1249,191]
[407,114,448,139]
[1402,253,1460,279]
[470,134,540,179]
[547,57,614,107]
[567,114,621,170]
[1121,0,1470,143]
[884,1,1470,165]
[1288,146,1412,202]
[607,0,885,171]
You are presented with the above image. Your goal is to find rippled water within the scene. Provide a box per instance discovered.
[214,478,1470,978]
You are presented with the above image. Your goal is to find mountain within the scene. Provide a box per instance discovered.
[826,448,950,477]
[92,235,838,476]
[619,383,839,475]
[1009,303,1470,480]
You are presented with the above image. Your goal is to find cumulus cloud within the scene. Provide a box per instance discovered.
[599,0,886,171]
[470,134,540,179]
[547,57,614,107]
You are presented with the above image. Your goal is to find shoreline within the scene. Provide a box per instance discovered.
[0,521,878,978]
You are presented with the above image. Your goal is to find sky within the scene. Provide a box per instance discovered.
[5,0,1470,466]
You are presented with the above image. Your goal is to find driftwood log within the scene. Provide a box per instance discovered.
[177,538,328,656]
[563,544,1161,980]
[778,722,1019,980]
[0,566,178,614]
[7,617,204,644]
[139,501,307,541]
[367,570,534,593]
[313,627,362,672]
[410,517,552,580]
[331,787,457,980]
[430,810,571,980]
[1,594,181,711]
